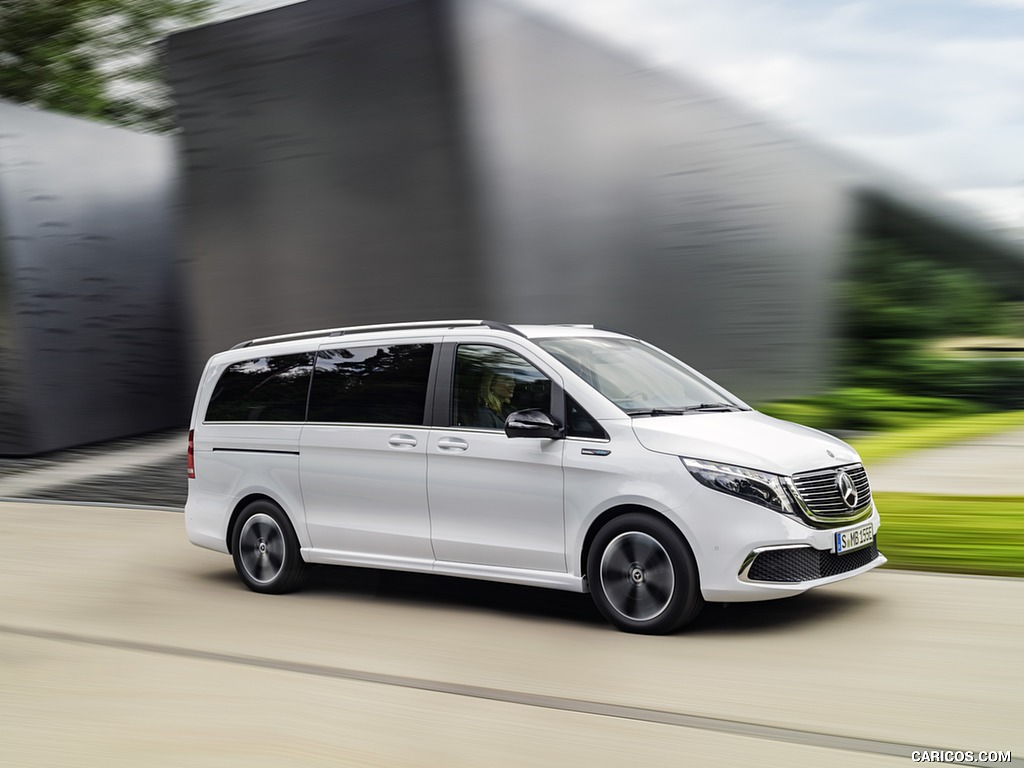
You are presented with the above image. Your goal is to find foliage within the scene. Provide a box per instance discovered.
[873,492,1024,577]
[0,0,211,132]
[886,355,1024,409]
[757,387,984,433]
[994,301,1024,336]
[840,240,1000,368]
[833,239,1024,412]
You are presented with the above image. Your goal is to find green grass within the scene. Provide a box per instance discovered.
[844,412,1024,577]
[874,493,1024,577]
[849,409,1024,468]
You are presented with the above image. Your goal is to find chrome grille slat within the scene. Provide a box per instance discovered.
[791,464,872,519]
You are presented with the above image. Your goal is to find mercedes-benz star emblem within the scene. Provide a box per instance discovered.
[835,469,858,509]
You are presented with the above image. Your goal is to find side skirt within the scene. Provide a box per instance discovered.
[302,548,587,593]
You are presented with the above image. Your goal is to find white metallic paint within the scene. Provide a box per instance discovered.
[185,323,886,606]
[300,424,433,560]
[427,426,566,571]
[631,410,860,475]
[187,422,305,552]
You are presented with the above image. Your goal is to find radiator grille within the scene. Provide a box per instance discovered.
[791,464,872,518]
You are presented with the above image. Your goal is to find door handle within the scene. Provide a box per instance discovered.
[436,437,469,452]
[388,434,418,448]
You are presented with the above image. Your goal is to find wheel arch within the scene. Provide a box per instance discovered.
[226,493,291,554]
[580,504,698,583]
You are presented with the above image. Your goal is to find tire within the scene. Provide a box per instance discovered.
[587,513,703,634]
[230,499,309,594]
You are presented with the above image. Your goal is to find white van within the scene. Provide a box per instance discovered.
[185,320,884,633]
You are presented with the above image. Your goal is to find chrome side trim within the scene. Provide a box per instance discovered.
[211,447,300,456]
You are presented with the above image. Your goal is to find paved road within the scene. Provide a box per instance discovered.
[1,503,1019,767]
[0,430,187,509]
[868,427,1024,495]
[0,433,184,499]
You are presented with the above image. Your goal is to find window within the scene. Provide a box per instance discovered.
[566,395,608,440]
[453,344,551,429]
[308,343,434,425]
[538,336,742,414]
[205,353,314,422]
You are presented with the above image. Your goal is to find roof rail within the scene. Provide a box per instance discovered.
[229,319,524,350]
[551,323,636,338]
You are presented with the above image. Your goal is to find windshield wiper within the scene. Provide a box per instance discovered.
[682,402,746,412]
[626,403,746,416]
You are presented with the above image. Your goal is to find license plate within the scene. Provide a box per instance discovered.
[835,523,873,554]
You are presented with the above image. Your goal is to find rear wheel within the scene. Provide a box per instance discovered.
[231,500,309,594]
[587,513,703,634]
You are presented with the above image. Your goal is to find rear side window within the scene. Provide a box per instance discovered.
[205,353,314,422]
[308,343,434,425]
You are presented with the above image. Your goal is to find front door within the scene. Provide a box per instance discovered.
[427,342,566,572]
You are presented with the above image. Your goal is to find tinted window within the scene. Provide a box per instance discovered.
[566,395,607,440]
[309,344,434,425]
[205,353,314,422]
[453,344,552,429]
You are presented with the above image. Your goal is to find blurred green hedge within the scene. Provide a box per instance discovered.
[764,240,1024,431]
[874,492,1024,577]
[756,386,984,432]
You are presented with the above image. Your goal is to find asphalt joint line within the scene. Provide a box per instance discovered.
[0,623,1002,767]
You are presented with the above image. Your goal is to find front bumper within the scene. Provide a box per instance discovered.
[675,488,885,602]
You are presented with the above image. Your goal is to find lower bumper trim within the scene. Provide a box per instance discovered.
[743,542,880,583]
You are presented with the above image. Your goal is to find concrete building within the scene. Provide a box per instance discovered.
[166,0,1024,402]
[0,102,186,454]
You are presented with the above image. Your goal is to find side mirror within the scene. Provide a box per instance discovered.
[504,409,564,439]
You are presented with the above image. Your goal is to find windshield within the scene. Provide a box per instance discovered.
[537,336,746,415]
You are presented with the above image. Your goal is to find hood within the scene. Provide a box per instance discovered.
[631,411,860,476]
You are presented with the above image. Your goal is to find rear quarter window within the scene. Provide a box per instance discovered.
[205,353,314,422]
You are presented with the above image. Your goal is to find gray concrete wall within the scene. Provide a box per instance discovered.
[167,0,487,369]
[450,0,858,399]
[166,0,1024,402]
[0,102,185,454]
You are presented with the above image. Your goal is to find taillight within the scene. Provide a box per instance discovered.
[187,429,195,479]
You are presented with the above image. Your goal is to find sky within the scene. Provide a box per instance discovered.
[214,0,1024,237]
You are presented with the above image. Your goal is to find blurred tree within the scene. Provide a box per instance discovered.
[842,240,998,348]
[837,240,1024,406]
[995,301,1024,336]
[0,0,211,132]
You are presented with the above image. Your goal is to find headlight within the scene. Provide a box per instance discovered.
[682,458,795,514]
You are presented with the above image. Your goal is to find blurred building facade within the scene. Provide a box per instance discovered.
[167,0,1024,402]
[0,102,187,454]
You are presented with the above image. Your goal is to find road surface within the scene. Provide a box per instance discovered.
[1,503,1019,767]
[868,427,1024,495]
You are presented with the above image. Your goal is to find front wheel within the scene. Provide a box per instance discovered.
[587,513,703,634]
[231,500,309,594]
